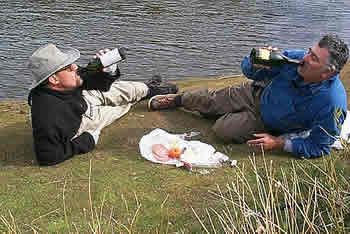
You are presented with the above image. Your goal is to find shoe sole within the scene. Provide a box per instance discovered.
[148,94,179,111]
[148,95,166,111]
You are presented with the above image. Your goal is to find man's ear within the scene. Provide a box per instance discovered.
[321,67,336,80]
[48,74,59,85]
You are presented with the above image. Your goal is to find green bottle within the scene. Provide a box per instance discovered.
[86,47,126,72]
[250,48,300,66]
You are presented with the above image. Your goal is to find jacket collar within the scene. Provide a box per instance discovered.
[291,73,338,95]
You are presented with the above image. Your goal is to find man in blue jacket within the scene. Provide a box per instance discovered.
[148,34,349,158]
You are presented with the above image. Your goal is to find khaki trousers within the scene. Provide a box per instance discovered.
[74,81,148,137]
[182,81,268,143]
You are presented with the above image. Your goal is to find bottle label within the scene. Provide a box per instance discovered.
[99,48,123,67]
[258,48,271,60]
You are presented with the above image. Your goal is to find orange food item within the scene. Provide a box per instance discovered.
[168,146,182,158]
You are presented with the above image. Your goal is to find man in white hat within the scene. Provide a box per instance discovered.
[28,43,178,166]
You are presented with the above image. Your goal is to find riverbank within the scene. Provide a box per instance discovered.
[0,67,350,232]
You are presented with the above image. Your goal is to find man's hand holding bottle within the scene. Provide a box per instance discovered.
[86,47,126,74]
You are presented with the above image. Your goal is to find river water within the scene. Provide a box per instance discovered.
[1,0,350,101]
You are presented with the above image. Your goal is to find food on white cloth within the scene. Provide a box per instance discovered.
[152,144,170,162]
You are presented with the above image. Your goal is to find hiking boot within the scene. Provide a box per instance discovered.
[144,75,178,99]
[148,94,181,111]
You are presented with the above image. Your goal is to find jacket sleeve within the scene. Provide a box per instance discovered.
[33,128,96,166]
[80,67,121,92]
[290,106,346,158]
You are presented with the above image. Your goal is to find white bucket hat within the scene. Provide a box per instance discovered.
[28,43,80,90]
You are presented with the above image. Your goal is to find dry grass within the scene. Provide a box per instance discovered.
[193,155,350,233]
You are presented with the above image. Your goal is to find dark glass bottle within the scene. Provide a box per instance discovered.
[86,47,126,72]
[250,48,300,66]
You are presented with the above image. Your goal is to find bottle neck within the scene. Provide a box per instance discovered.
[278,53,300,65]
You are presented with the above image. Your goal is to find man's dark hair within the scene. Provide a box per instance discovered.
[319,34,349,73]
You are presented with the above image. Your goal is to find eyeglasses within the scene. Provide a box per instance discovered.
[307,48,321,63]
[56,64,73,73]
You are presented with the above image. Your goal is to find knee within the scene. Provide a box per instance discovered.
[212,112,259,144]
[212,120,246,144]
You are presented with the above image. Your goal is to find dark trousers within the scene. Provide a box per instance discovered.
[182,81,268,143]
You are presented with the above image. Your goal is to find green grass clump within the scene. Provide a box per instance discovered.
[194,155,350,233]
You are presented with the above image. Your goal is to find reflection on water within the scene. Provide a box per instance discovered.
[0,0,350,100]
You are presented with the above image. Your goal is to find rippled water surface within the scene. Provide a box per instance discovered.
[1,0,350,100]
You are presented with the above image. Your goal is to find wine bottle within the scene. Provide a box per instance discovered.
[250,48,300,66]
[86,47,126,72]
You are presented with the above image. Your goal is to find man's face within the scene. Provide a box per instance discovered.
[297,44,333,83]
[52,64,83,91]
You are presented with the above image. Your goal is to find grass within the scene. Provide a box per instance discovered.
[0,67,350,233]
[193,151,350,233]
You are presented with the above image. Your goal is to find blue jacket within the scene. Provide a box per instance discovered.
[241,50,347,158]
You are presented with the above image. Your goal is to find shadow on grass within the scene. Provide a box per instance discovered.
[94,101,218,164]
[99,101,293,165]
[0,123,36,167]
[0,98,293,169]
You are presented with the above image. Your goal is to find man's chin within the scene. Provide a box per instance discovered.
[297,62,306,76]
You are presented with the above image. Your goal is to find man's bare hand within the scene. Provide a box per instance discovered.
[247,133,285,151]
